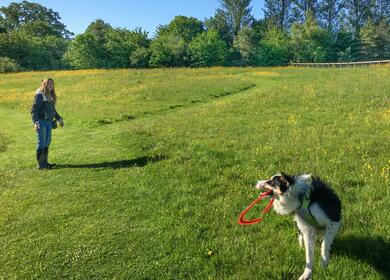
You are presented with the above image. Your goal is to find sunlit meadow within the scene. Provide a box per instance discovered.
[0,67,389,279]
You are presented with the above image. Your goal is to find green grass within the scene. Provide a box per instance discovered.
[0,67,389,279]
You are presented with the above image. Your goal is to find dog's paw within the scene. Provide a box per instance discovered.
[298,269,312,280]
[321,258,329,268]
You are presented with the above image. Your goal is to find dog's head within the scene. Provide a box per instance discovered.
[255,172,295,196]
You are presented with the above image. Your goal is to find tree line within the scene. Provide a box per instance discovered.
[1,0,389,72]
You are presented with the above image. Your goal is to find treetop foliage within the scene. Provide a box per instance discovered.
[0,0,389,72]
[0,0,72,38]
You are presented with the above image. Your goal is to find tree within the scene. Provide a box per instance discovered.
[341,0,373,34]
[130,47,150,68]
[85,19,112,43]
[375,18,390,59]
[347,16,390,61]
[0,1,71,70]
[358,19,377,60]
[318,0,342,32]
[188,29,228,66]
[251,19,270,40]
[149,16,204,67]
[217,0,254,37]
[105,28,149,68]
[291,11,331,62]
[0,0,72,38]
[64,19,112,69]
[370,0,390,23]
[205,9,234,46]
[333,29,354,61]
[291,0,319,22]
[149,35,180,67]
[263,0,293,30]
[33,35,69,69]
[233,26,260,65]
[161,16,204,43]
[258,27,291,65]
[64,33,104,69]
[0,31,68,69]
[65,20,150,69]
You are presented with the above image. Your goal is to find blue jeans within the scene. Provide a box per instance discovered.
[36,120,52,149]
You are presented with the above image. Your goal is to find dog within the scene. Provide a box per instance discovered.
[256,173,342,280]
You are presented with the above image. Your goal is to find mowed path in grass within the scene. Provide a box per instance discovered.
[0,67,389,279]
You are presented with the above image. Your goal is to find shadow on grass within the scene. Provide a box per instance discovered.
[56,155,167,170]
[334,235,390,278]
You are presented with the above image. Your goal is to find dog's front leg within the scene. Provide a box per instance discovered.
[298,229,304,248]
[321,221,340,267]
[299,227,316,280]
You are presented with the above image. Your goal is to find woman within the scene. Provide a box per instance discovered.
[31,78,64,169]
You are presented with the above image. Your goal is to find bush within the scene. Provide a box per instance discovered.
[258,28,290,66]
[188,29,228,66]
[149,35,186,67]
[130,47,150,68]
[0,57,21,73]
[1,32,69,70]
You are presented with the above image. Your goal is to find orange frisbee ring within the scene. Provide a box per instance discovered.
[238,189,274,225]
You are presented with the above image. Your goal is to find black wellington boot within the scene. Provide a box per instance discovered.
[44,147,56,169]
[36,149,46,170]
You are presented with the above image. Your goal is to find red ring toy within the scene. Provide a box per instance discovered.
[238,189,274,225]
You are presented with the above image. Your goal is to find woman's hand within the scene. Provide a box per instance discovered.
[59,119,64,127]
[34,122,40,131]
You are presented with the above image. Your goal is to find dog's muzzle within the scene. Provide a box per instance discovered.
[255,180,277,196]
[255,180,268,190]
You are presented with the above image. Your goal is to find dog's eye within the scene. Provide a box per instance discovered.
[272,176,281,184]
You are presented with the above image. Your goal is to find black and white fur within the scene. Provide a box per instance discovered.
[256,173,342,280]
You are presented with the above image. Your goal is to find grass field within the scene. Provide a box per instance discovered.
[0,66,389,279]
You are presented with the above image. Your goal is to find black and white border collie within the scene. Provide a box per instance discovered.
[256,173,342,280]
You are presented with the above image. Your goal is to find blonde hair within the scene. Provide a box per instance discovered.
[39,78,57,104]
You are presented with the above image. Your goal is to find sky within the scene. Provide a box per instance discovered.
[0,0,265,37]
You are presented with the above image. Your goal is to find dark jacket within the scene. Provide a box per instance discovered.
[31,90,62,123]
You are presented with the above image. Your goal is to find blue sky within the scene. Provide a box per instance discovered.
[0,0,265,37]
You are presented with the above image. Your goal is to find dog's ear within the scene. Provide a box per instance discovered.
[281,172,294,186]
